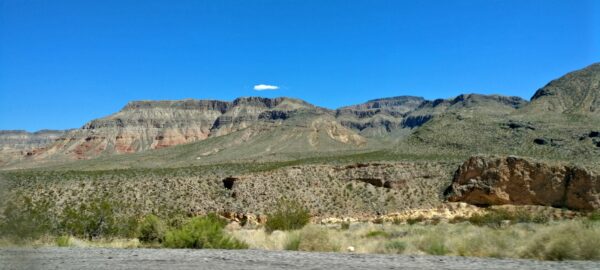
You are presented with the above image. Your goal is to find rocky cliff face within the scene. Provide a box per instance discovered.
[0,130,66,150]
[22,97,362,161]
[446,156,600,211]
[0,130,67,164]
[335,96,425,136]
[527,63,600,115]
[337,94,527,137]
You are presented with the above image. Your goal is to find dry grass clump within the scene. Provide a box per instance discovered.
[522,221,600,260]
[230,218,600,261]
[285,225,339,252]
[230,229,289,250]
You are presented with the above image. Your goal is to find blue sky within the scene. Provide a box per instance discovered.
[1,0,599,131]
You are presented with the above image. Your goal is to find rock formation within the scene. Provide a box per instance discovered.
[527,63,600,115]
[446,156,600,211]
[335,94,526,137]
[21,97,361,161]
[0,130,67,165]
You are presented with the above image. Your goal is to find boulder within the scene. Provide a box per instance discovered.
[445,156,600,211]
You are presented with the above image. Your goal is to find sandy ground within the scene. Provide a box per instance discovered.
[1,248,599,270]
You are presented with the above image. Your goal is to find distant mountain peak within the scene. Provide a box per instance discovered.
[528,62,600,115]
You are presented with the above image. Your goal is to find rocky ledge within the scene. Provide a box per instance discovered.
[445,156,600,211]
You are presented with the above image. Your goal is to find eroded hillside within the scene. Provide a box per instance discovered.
[1,161,457,219]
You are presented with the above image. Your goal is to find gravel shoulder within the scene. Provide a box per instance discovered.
[2,248,600,270]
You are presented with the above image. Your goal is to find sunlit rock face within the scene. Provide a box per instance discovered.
[446,156,600,211]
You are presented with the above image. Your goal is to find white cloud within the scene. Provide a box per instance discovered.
[253,84,279,91]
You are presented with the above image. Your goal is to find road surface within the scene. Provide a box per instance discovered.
[1,248,599,270]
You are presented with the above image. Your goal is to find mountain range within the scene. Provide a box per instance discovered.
[1,63,599,170]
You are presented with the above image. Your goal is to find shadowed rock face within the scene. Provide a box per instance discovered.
[335,96,426,135]
[336,94,527,136]
[446,156,600,210]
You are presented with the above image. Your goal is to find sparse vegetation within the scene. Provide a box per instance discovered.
[284,226,338,252]
[365,230,389,238]
[406,216,426,225]
[229,214,600,261]
[417,232,448,255]
[523,221,600,260]
[467,208,549,227]
[384,240,407,254]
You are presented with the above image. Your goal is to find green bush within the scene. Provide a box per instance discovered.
[589,211,600,222]
[138,214,166,243]
[56,235,71,247]
[284,234,301,250]
[0,195,54,241]
[265,198,310,232]
[365,230,389,238]
[163,214,247,249]
[340,222,350,230]
[468,209,549,227]
[418,234,448,255]
[385,240,407,254]
[60,197,120,239]
[407,216,425,225]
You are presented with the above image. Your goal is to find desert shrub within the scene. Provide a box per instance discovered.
[340,222,350,230]
[265,198,310,233]
[60,197,120,239]
[392,218,403,225]
[0,195,54,241]
[166,212,189,229]
[138,214,166,243]
[163,214,247,249]
[589,211,600,221]
[365,230,389,238]
[449,216,468,224]
[468,209,548,227]
[284,233,301,250]
[287,226,338,252]
[385,240,407,254]
[118,215,142,239]
[56,235,71,247]
[407,216,425,225]
[417,234,448,255]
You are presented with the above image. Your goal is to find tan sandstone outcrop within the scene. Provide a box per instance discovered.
[446,156,600,211]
